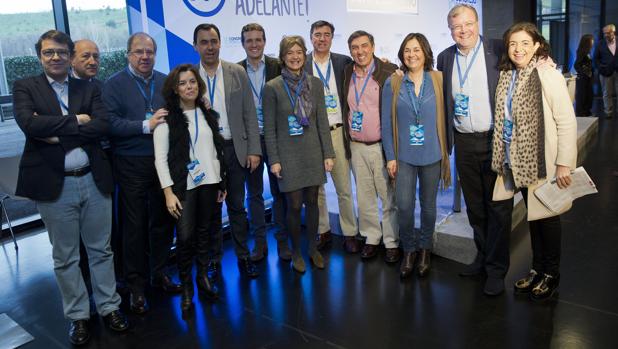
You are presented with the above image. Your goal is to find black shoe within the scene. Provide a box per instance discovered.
[530,274,560,302]
[103,310,129,332]
[181,283,195,311]
[207,261,221,281]
[316,231,333,250]
[130,293,149,314]
[417,249,431,277]
[151,274,182,294]
[459,262,485,277]
[69,320,90,345]
[484,277,505,296]
[237,257,259,278]
[514,269,542,294]
[196,274,218,300]
[399,252,417,279]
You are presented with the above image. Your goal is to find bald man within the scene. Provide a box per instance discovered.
[72,40,101,86]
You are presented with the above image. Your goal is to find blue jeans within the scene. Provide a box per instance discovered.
[396,160,441,253]
[37,173,121,321]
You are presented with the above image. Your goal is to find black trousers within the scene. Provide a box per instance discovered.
[521,188,562,277]
[454,131,514,278]
[575,75,593,116]
[114,155,175,292]
[176,184,222,282]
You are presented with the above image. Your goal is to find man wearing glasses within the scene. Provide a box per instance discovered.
[437,4,513,296]
[103,33,182,315]
[13,30,128,345]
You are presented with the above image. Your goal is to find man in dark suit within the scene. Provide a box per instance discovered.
[305,20,358,253]
[13,30,128,345]
[436,4,513,296]
[593,24,618,118]
[237,23,292,262]
[193,23,262,278]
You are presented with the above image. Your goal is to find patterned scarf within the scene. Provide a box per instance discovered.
[281,67,313,126]
[491,58,546,187]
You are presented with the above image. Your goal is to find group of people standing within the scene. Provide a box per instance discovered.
[12,4,578,346]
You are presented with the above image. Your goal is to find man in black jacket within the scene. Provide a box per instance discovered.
[594,24,618,118]
[13,30,128,345]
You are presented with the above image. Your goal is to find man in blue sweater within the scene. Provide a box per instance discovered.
[102,32,181,315]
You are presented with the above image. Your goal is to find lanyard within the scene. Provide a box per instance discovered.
[313,59,332,92]
[52,87,69,113]
[206,73,217,106]
[282,73,306,113]
[506,69,517,116]
[189,109,199,157]
[404,72,427,125]
[248,70,265,106]
[126,68,154,110]
[352,62,375,109]
[455,39,482,91]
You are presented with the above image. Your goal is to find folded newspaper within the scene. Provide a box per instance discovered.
[534,167,598,213]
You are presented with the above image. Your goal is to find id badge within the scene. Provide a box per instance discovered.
[454,93,470,118]
[145,112,154,120]
[325,94,338,114]
[502,119,513,144]
[287,115,303,136]
[351,111,363,132]
[410,124,425,145]
[256,107,264,133]
[187,159,205,185]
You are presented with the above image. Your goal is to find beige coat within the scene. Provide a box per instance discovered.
[493,66,578,221]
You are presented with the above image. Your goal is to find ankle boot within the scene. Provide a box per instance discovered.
[309,250,325,269]
[291,252,306,273]
[181,282,194,312]
[400,252,417,279]
[417,249,431,277]
[196,272,218,300]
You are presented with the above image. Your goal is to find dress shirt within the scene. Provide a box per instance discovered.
[246,55,266,134]
[347,62,381,142]
[127,64,156,135]
[200,61,232,140]
[312,53,343,126]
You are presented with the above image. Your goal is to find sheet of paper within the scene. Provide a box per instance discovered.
[533,167,598,213]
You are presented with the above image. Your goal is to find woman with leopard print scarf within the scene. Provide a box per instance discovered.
[492,22,577,302]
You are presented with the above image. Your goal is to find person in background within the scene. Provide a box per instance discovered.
[593,24,618,118]
[263,35,335,273]
[154,64,226,313]
[574,34,594,117]
[381,33,451,279]
[492,22,577,302]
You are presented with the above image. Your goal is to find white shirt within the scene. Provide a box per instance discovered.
[200,61,232,140]
[153,108,221,191]
[312,53,343,126]
[451,38,493,133]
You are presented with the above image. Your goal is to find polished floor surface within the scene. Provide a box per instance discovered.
[1,116,617,349]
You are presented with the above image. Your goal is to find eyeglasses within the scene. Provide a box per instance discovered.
[449,21,477,32]
[130,49,155,57]
[41,49,70,59]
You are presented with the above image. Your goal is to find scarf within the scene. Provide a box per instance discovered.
[281,67,313,126]
[491,58,546,188]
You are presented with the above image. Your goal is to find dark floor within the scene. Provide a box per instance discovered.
[1,114,617,349]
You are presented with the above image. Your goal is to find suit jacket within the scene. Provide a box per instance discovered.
[237,55,281,82]
[436,37,504,153]
[305,51,353,108]
[593,39,618,77]
[12,74,112,201]
[196,60,261,164]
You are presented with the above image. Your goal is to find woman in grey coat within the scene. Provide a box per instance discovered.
[263,35,335,273]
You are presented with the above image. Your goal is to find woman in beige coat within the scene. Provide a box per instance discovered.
[492,22,577,301]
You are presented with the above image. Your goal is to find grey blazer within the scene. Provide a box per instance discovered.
[262,75,335,192]
[197,60,262,165]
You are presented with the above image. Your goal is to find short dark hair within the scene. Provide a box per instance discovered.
[127,32,157,53]
[347,30,374,48]
[279,36,307,68]
[241,23,266,44]
[35,30,74,58]
[193,23,221,44]
[397,33,434,72]
[310,20,335,37]
[162,63,206,109]
[499,22,551,71]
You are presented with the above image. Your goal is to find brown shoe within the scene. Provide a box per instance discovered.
[309,251,325,269]
[316,231,333,250]
[384,248,401,263]
[400,252,417,279]
[250,242,268,262]
[417,249,431,277]
[343,237,360,253]
[360,244,378,259]
[277,241,293,261]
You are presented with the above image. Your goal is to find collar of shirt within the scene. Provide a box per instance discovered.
[128,64,153,83]
[353,59,375,79]
[70,69,93,81]
[456,36,482,57]
[46,74,68,86]
[312,51,331,65]
[200,60,222,79]
[246,55,265,73]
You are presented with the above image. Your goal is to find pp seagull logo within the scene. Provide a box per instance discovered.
[183,0,226,17]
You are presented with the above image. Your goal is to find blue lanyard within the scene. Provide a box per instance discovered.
[52,88,69,113]
[206,73,217,106]
[282,73,306,112]
[126,68,154,110]
[506,70,517,116]
[313,59,332,92]
[352,62,375,109]
[455,39,482,91]
[189,109,199,156]
[404,72,427,125]
[248,70,265,105]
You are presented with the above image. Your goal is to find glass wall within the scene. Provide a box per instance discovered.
[537,0,568,70]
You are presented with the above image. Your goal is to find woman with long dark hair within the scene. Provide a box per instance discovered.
[574,34,595,116]
[154,64,226,313]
